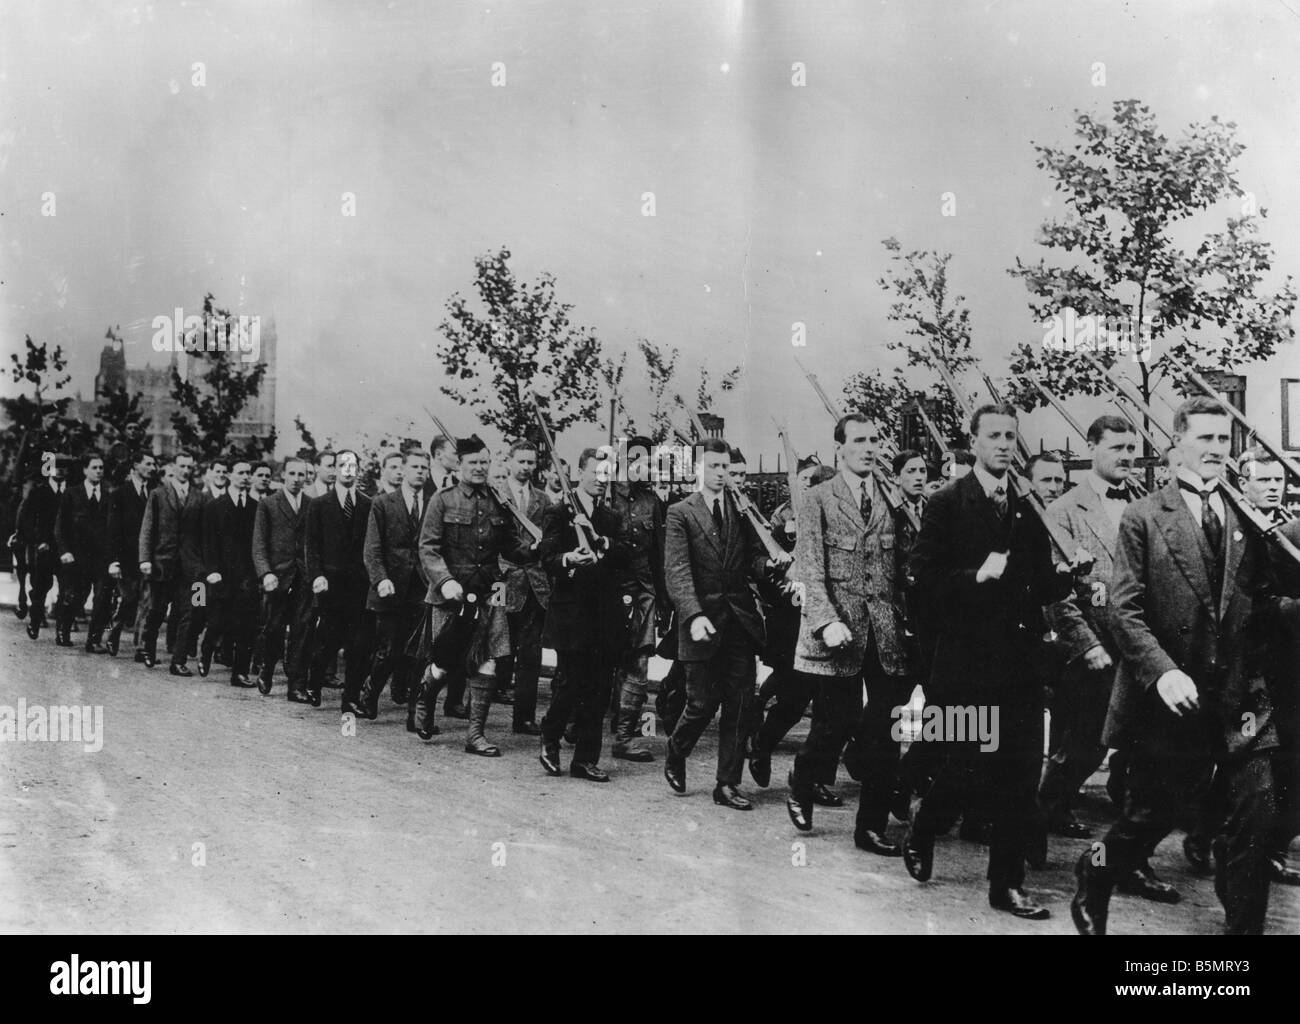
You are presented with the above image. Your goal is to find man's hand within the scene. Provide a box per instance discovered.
[440,579,464,602]
[976,551,1008,583]
[822,622,853,649]
[206,572,222,585]
[1081,645,1113,672]
[262,573,278,593]
[6,532,17,548]
[689,616,716,643]
[768,550,793,571]
[139,561,151,577]
[376,579,395,598]
[108,561,121,579]
[37,543,50,553]
[312,575,329,594]
[564,549,598,567]
[1060,547,1096,576]
[60,552,74,564]
[1155,669,1199,716]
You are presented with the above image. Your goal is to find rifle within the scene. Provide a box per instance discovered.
[793,355,845,420]
[422,405,542,544]
[604,398,619,504]
[773,416,803,526]
[523,391,599,556]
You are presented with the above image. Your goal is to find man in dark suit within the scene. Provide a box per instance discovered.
[906,403,1079,921]
[305,448,374,713]
[200,460,259,687]
[358,449,430,725]
[106,449,157,658]
[252,456,313,701]
[54,452,113,651]
[495,440,551,734]
[15,454,66,639]
[538,447,625,782]
[139,450,205,675]
[783,414,914,856]
[662,437,789,811]
[1073,398,1283,935]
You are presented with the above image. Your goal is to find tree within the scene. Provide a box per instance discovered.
[169,292,275,462]
[637,338,680,444]
[1005,100,1296,430]
[438,247,604,441]
[596,348,636,436]
[842,237,975,445]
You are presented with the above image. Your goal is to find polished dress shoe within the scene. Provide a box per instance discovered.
[26,621,40,640]
[133,649,147,664]
[902,826,934,882]
[356,689,379,720]
[748,749,772,789]
[855,830,902,857]
[663,756,686,794]
[198,650,212,677]
[811,783,843,808]
[539,743,563,777]
[307,690,322,708]
[341,700,366,719]
[1117,864,1181,904]
[1049,818,1092,839]
[15,599,27,620]
[287,688,313,705]
[256,673,273,695]
[1269,856,1300,886]
[415,714,440,740]
[571,761,610,783]
[712,784,752,811]
[142,651,158,668]
[229,674,256,688]
[513,720,541,736]
[169,664,193,677]
[1070,852,1111,935]
[990,887,1050,920]
[495,689,515,705]
[464,736,501,757]
[84,640,107,655]
[786,794,813,832]
[1183,835,1213,876]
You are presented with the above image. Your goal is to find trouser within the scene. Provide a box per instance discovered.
[1272,696,1299,857]
[665,626,755,786]
[27,545,56,624]
[912,692,1044,890]
[371,599,424,700]
[109,576,143,646]
[1099,746,1274,934]
[542,648,615,765]
[752,666,836,785]
[498,590,545,725]
[11,542,29,609]
[142,575,194,667]
[58,563,114,641]
[656,660,687,735]
[309,587,374,704]
[203,582,258,677]
[1038,657,1112,824]
[259,581,312,685]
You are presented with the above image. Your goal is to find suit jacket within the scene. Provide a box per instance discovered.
[909,472,1072,704]
[54,483,110,571]
[664,490,768,662]
[1044,479,1129,662]
[252,489,310,588]
[138,483,206,582]
[539,498,624,651]
[305,487,372,601]
[792,473,908,678]
[1103,480,1278,757]
[16,481,62,548]
[106,478,150,577]
[363,488,428,611]
[499,483,552,611]
[419,481,527,606]
[1267,517,1300,713]
[202,492,258,590]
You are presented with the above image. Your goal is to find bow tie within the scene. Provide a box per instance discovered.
[1104,486,1129,501]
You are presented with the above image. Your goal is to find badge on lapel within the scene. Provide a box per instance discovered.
[1232,530,1243,542]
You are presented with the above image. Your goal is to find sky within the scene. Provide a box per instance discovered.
[3,0,1298,464]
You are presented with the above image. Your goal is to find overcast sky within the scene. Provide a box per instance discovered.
[3,0,1298,463]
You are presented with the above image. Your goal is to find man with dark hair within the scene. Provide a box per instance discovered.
[728,447,749,491]
[252,456,313,700]
[305,448,374,713]
[1073,398,1284,934]
[15,453,66,640]
[906,402,1079,921]
[54,452,112,651]
[538,447,624,782]
[357,449,430,722]
[496,438,551,734]
[428,436,460,494]
[106,449,157,658]
[1239,447,1288,526]
[304,450,337,500]
[139,451,205,674]
[948,449,975,480]
[1026,452,1067,504]
[200,459,259,686]
[250,462,272,500]
[378,451,405,495]
[662,437,789,810]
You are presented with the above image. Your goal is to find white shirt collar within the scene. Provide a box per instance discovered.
[1088,471,1124,501]
[1176,466,1220,493]
[335,481,355,504]
[172,479,190,498]
[284,489,301,509]
[839,468,870,501]
[972,463,1008,499]
[85,480,99,499]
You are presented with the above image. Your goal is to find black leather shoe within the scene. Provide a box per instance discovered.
[664,755,686,794]
[106,634,120,657]
[855,830,902,857]
[712,784,752,811]
[198,650,212,677]
[1070,852,1110,935]
[142,651,157,668]
[513,721,541,736]
[748,749,771,788]
[811,783,843,808]
[902,826,934,882]
[786,792,813,832]
[540,743,563,776]
[26,621,40,640]
[1116,864,1181,903]
[341,700,366,719]
[230,674,256,688]
[990,887,1050,921]
[1183,835,1213,876]
[571,761,610,783]
[85,640,107,655]
[1269,856,1300,886]
[495,689,515,705]
[256,673,273,695]
[169,664,193,677]
[464,737,501,757]
[14,600,27,620]
[288,688,313,705]
[308,690,322,708]
[1049,819,1092,839]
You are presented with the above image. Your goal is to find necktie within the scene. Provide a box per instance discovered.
[1177,479,1223,552]
[992,484,1008,520]
[237,494,244,509]
[1105,486,1129,501]
[712,496,724,535]
[859,481,873,524]
[90,487,101,511]
[343,489,354,526]
[410,495,420,527]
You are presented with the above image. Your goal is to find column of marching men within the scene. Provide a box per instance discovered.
[8,397,1299,934]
